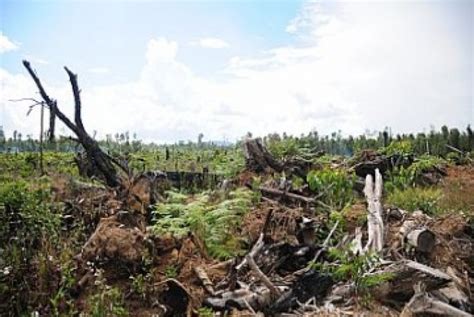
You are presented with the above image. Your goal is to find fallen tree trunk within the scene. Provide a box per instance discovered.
[23,60,121,187]
[373,260,452,304]
[401,285,472,317]
[406,228,436,253]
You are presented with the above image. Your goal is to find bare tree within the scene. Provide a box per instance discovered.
[22,60,121,187]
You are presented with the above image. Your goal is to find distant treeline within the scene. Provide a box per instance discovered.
[261,125,474,158]
[0,125,472,157]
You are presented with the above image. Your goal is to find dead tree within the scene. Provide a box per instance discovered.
[363,168,384,253]
[22,60,121,187]
[243,138,284,173]
[48,108,56,142]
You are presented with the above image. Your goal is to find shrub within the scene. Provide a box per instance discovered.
[383,140,413,156]
[266,137,300,160]
[307,168,355,210]
[386,187,442,215]
[385,155,445,192]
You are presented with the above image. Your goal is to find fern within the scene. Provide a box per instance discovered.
[151,188,252,259]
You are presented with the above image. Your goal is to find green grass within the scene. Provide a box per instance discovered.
[386,187,442,215]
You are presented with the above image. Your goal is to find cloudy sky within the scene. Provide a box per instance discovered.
[0,0,472,143]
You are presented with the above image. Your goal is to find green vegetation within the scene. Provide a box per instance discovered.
[0,124,472,315]
[312,248,394,295]
[386,154,445,192]
[86,270,128,317]
[0,179,64,314]
[151,188,254,259]
[387,187,442,215]
[307,168,355,210]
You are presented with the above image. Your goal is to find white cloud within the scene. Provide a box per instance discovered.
[193,37,229,49]
[1,1,472,142]
[88,67,109,74]
[0,32,19,53]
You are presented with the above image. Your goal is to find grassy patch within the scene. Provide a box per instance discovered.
[386,187,442,215]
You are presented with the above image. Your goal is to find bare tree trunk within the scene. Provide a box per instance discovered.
[243,138,284,173]
[363,168,384,253]
[23,60,121,187]
[39,102,44,175]
[48,107,55,142]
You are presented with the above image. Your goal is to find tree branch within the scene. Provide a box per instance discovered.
[22,60,80,136]
[64,66,85,131]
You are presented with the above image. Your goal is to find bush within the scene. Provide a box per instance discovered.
[307,168,355,210]
[386,155,445,191]
[383,140,413,156]
[386,187,442,215]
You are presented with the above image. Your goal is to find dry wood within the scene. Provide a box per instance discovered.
[363,168,384,253]
[406,228,436,253]
[373,260,452,303]
[259,186,315,204]
[243,138,284,172]
[23,61,121,187]
[246,253,282,297]
[194,266,215,295]
[351,227,364,255]
[401,284,472,317]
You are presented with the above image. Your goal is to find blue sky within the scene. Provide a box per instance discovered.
[1,0,473,143]
[1,1,303,85]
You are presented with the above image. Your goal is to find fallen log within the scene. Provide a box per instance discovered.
[401,284,472,317]
[373,260,452,304]
[406,228,436,253]
[259,186,315,204]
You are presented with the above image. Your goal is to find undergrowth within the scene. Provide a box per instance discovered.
[385,154,445,191]
[311,248,394,296]
[151,188,253,259]
[386,187,442,215]
[0,179,62,314]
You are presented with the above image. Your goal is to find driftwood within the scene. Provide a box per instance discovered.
[23,61,121,187]
[363,168,384,253]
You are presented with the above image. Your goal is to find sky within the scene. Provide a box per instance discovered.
[0,0,473,143]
